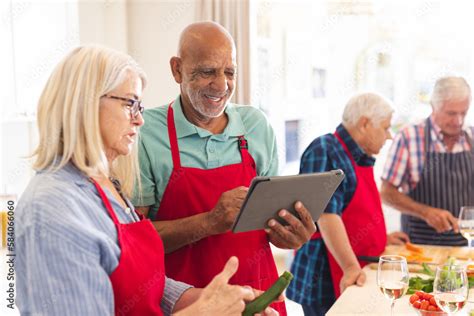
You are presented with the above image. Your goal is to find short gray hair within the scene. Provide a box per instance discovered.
[342,92,394,127]
[431,76,471,109]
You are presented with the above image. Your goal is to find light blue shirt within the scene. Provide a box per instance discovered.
[133,96,279,219]
[15,163,191,316]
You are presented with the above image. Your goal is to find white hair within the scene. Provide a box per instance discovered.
[431,76,471,109]
[342,92,394,127]
[33,44,146,197]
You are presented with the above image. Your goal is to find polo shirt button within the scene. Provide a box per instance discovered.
[209,147,215,153]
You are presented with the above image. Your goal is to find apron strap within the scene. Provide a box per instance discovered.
[237,135,254,166]
[334,131,356,167]
[91,178,121,227]
[424,117,474,154]
[461,126,474,154]
[167,102,253,169]
[167,103,182,169]
[238,135,248,149]
[424,118,433,157]
[467,132,474,154]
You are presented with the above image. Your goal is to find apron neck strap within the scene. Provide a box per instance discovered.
[237,135,253,164]
[167,103,182,168]
[425,118,474,154]
[424,118,433,154]
[334,131,356,165]
[167,102,253,167]
[91,178,121,226]
[468,133,474,154]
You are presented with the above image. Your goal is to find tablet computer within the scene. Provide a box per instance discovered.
[232,169,345,233]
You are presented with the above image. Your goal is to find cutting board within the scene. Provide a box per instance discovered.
[369,244,474,272]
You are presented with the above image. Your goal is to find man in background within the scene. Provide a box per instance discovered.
[381,76,473,245]
[287,93,409,316]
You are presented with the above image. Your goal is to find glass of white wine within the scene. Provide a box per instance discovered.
[377,255,409,316]
[433,265,468,315]
[459,206,474,256]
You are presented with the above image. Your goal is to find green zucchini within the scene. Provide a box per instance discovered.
[242,271,293,316]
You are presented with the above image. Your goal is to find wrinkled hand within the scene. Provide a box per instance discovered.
[387,231,410,245]
[208,187,248,234]
[191,257,255,316]
[423,207,459,233]
[266,201,316,249]
[340,265,366,294]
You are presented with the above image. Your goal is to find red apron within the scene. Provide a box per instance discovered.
[156,104,286,315]
[92,179,165,316]
[311,132,387,298]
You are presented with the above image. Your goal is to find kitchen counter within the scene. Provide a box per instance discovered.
[327,244,474,316]
[327,265,474,316]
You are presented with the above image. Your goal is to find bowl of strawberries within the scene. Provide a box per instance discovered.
[409,291,448,316]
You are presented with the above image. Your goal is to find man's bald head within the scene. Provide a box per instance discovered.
[177,21,236,60]
[170,21,237,121]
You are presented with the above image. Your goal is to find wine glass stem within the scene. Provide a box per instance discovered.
[390,300,395,316]
[469,239,472,263]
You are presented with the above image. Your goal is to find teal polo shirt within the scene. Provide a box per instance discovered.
[133,95,279,219]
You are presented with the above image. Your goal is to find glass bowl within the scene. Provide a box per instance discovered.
[409,302,448,316]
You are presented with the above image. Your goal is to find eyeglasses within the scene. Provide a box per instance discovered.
[102,94,144,119]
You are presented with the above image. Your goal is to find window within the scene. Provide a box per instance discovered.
[254,0,474,177]
[0,1,79,196]
[285,120,300,163]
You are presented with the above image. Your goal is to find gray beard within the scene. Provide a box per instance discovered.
[188,90,230,118]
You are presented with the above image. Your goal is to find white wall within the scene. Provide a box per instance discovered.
[77,0,128,52]
[78,0,197,108]
[128,0,196,107]
[0,0,197,197]
[0,1,79,196]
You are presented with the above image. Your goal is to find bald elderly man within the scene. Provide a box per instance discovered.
[133,22,316,315]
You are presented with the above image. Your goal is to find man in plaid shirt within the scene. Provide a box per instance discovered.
[381,76,473,246]
[287,93,409,315]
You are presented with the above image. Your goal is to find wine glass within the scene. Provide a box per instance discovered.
[459,206,474,257]
[460,206,474,303]
[377,255,409,316]
[433,265,469,315]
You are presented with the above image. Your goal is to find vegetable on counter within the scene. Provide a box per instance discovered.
[408,275,434,294]
[407,263,435,294]
[409,291,443,312]
[408,260,474,294]
[406,242,424,254]
[401,242,434,262]
[242,271,293,316]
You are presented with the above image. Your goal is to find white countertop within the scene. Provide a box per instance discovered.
[327,266,474,316]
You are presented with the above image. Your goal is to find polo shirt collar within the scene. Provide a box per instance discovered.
[172,95,246,139]
[37,160,91,187]
[336,124,376,165]
[428,115,470,144]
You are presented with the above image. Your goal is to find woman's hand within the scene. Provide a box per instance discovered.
[174,257,278,316]
[249,288,283,315]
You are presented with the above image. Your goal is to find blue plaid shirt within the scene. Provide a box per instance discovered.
[287,124,375,306]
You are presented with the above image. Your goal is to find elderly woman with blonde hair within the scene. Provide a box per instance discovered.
[15,45,279,316]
